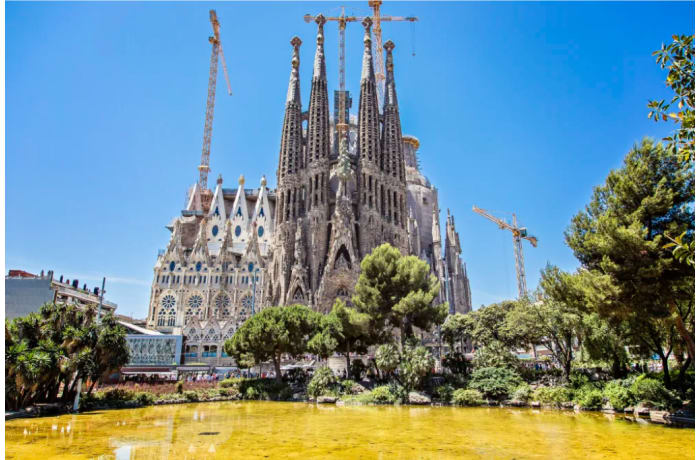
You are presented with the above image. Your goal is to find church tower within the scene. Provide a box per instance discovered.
[356,18,384,256]
[380,40,409,252]
[304,15,332,296]
[269,36,304,306]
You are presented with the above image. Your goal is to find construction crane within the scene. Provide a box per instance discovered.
[472,205,538,299]
[198,10,232,191]
[369,1,417,106]
[303,3,417,112]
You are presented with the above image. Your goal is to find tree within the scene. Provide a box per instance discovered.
[310,300,370,375]
[441,313,474,352]
[224,305,321,383]
[353,244,448,347]
[648,35,694,165]
[5,303,129,410]
[566,138,694,383]
[467,301,521,349]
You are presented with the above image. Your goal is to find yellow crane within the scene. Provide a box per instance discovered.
[472,205,538,299]
[303,3,417,113]
[198,10,232,190]
[368,1,418,106]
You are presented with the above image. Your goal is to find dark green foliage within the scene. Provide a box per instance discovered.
[630,375,678,409]
[565,138,694,388]
[175,381,184,394]
[648,34,694,165]
[603,381,634,410]
[573,386,604,409]
[368,385,399,404]
[510,384,532,402]
[353,244,448,346]
[472,342,520,371]
[350,359,367,381]
[442,351,471,376]
[5,303,130,410]
[434,384,455,403]
[375,343,400,375]
[224,305,321,382]
[452,389,484,406]
[398,344,433,391]
[283,367,310,386]
[307,367,337,398]
[309,301,370,374]
[532,386,574,407]
[468,367,524,401]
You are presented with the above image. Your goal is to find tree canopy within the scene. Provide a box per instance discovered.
[5,303,129,410]
[224,304,321,382]
[352,243,447,346]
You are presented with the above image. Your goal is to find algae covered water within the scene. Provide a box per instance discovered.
[5,401,694,459]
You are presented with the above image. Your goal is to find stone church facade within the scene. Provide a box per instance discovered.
[146,16,471,365]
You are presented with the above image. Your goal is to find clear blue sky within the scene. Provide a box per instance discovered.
[6,2,693,317]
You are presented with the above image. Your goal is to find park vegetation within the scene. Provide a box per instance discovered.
[5,302,130,411]
[6,35,693,417]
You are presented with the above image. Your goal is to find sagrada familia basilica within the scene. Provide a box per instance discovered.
[146,17,471,364]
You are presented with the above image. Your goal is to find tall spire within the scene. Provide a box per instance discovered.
[381,40,404,180]
[278,36,303,181]
[307,15,330,165]
[358,17,381,167]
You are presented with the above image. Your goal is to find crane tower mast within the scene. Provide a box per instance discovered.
[304,2,417,117]
[198,10,232,191]
[472,205,538,298]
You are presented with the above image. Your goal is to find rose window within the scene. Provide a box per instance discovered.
[161,295,176,309]
[241,295,253,313]
[186,295,203,317]
[214,293,231,317]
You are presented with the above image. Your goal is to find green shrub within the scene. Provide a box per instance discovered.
[435,384,455,403]
[369,385,398,404]
[219,377,246,390]
[468,367,524,400]
[244,386,259,400]
[510,384,532,403]
[134,391,156,405]
[340,380,363,395]
[398,344,434,391]
[532,386,573,406]
[218,388,239,398]
[307,367,337,398]
[568,370,591,390]
[102,388,136,402]
[472,343,521,370]
[176,381,184,394]
[350,359,367,381]
[603,381,633,410]
[573,386,604,409]
[452,389,484,406]
[284,368,310,386]
[630,375,677,409]
[184,391,199,402]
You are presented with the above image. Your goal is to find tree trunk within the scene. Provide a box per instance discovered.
[660,353,671,388]
[345,342,352,378]
[87,379,98,396]
[670,299,694,361]
[273,354,283,384]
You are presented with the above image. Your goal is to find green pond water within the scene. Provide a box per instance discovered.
[5,401,694,459]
